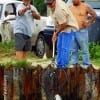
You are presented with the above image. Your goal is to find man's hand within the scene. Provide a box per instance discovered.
[52,32,57,42]
[19,4,31,15]
[26,4,31,10]
[82,21,91,28]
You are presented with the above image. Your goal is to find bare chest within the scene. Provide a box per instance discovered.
[71,6,87,17]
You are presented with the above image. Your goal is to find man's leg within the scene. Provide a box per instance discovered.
[71,31,79,65]
[23,37,31,59]
[16,51,28,60]
[56,32,74,68]
[76,29,90,67]
[15,33,26,60]
[23,51,28,59]
[16,51,24,60]
[56,33,62,67]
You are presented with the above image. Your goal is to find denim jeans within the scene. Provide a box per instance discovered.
[56,31,74,68]
[71,28,90,66]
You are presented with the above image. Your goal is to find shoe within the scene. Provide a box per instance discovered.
[81,65,88,69]
[69,63,81,68]
[69,65,74,68]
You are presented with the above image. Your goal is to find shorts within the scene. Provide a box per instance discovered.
[15,33,31,51]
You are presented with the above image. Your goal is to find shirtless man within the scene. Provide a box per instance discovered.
[69,0,96,68]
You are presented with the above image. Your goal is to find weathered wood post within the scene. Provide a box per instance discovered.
[0,66,4,100]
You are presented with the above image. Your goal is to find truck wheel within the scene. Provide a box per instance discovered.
[35,35,52,58]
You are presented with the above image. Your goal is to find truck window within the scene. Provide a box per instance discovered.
[0,4,3,19]
[5,4,16,17]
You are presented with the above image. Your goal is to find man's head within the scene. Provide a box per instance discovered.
[45,0,56,8]
[23,0,31,5]
[72,0,81,6]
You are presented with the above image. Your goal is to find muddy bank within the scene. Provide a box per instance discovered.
[0,64,100,100]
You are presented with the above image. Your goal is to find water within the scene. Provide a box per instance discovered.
[0,65,100,100]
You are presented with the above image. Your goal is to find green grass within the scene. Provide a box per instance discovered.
[0,41,100,68]
[91,58,100,67]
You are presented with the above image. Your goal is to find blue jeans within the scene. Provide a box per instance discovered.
[71,28,90,66]
[56,31,74,68]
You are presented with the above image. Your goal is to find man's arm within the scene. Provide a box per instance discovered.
[55,23,67,35]
[52,9,68,41]
[87,4,96,26]
[18,4,40,20]
[52,22,67,42]
[31,6,40,20]
[31,10,40,20]
[54,9,69,35]
[18,4,31,16]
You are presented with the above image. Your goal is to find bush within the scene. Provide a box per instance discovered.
[89,42,100,59]
[0,40,14,53]
[33,0,47,15]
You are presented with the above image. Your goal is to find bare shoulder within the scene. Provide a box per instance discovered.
[81,3,89,8]
[82,3,92,10]
[82,2,95,12]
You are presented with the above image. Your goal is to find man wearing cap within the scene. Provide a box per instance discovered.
[14,0,40,60]
[45,0,79,68]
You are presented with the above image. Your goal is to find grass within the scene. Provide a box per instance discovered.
[91,58,100,67]
[0,41,99,68]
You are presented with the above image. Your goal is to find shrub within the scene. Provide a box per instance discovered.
[89,42,100,59]
[0,40,14,53]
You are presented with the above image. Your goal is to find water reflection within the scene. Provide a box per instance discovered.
[0,65,99,100]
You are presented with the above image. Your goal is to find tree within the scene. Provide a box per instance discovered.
[18,0,47,15]
[33,0,47,15]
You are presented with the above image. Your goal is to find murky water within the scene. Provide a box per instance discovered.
[0,65,100,100]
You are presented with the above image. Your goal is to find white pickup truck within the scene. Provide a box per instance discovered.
[0,0,53,58]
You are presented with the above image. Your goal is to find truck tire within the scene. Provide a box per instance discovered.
[35,35,52,58]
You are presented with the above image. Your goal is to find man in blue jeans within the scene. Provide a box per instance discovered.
[70,0,96,68]
[45,0,79,68]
